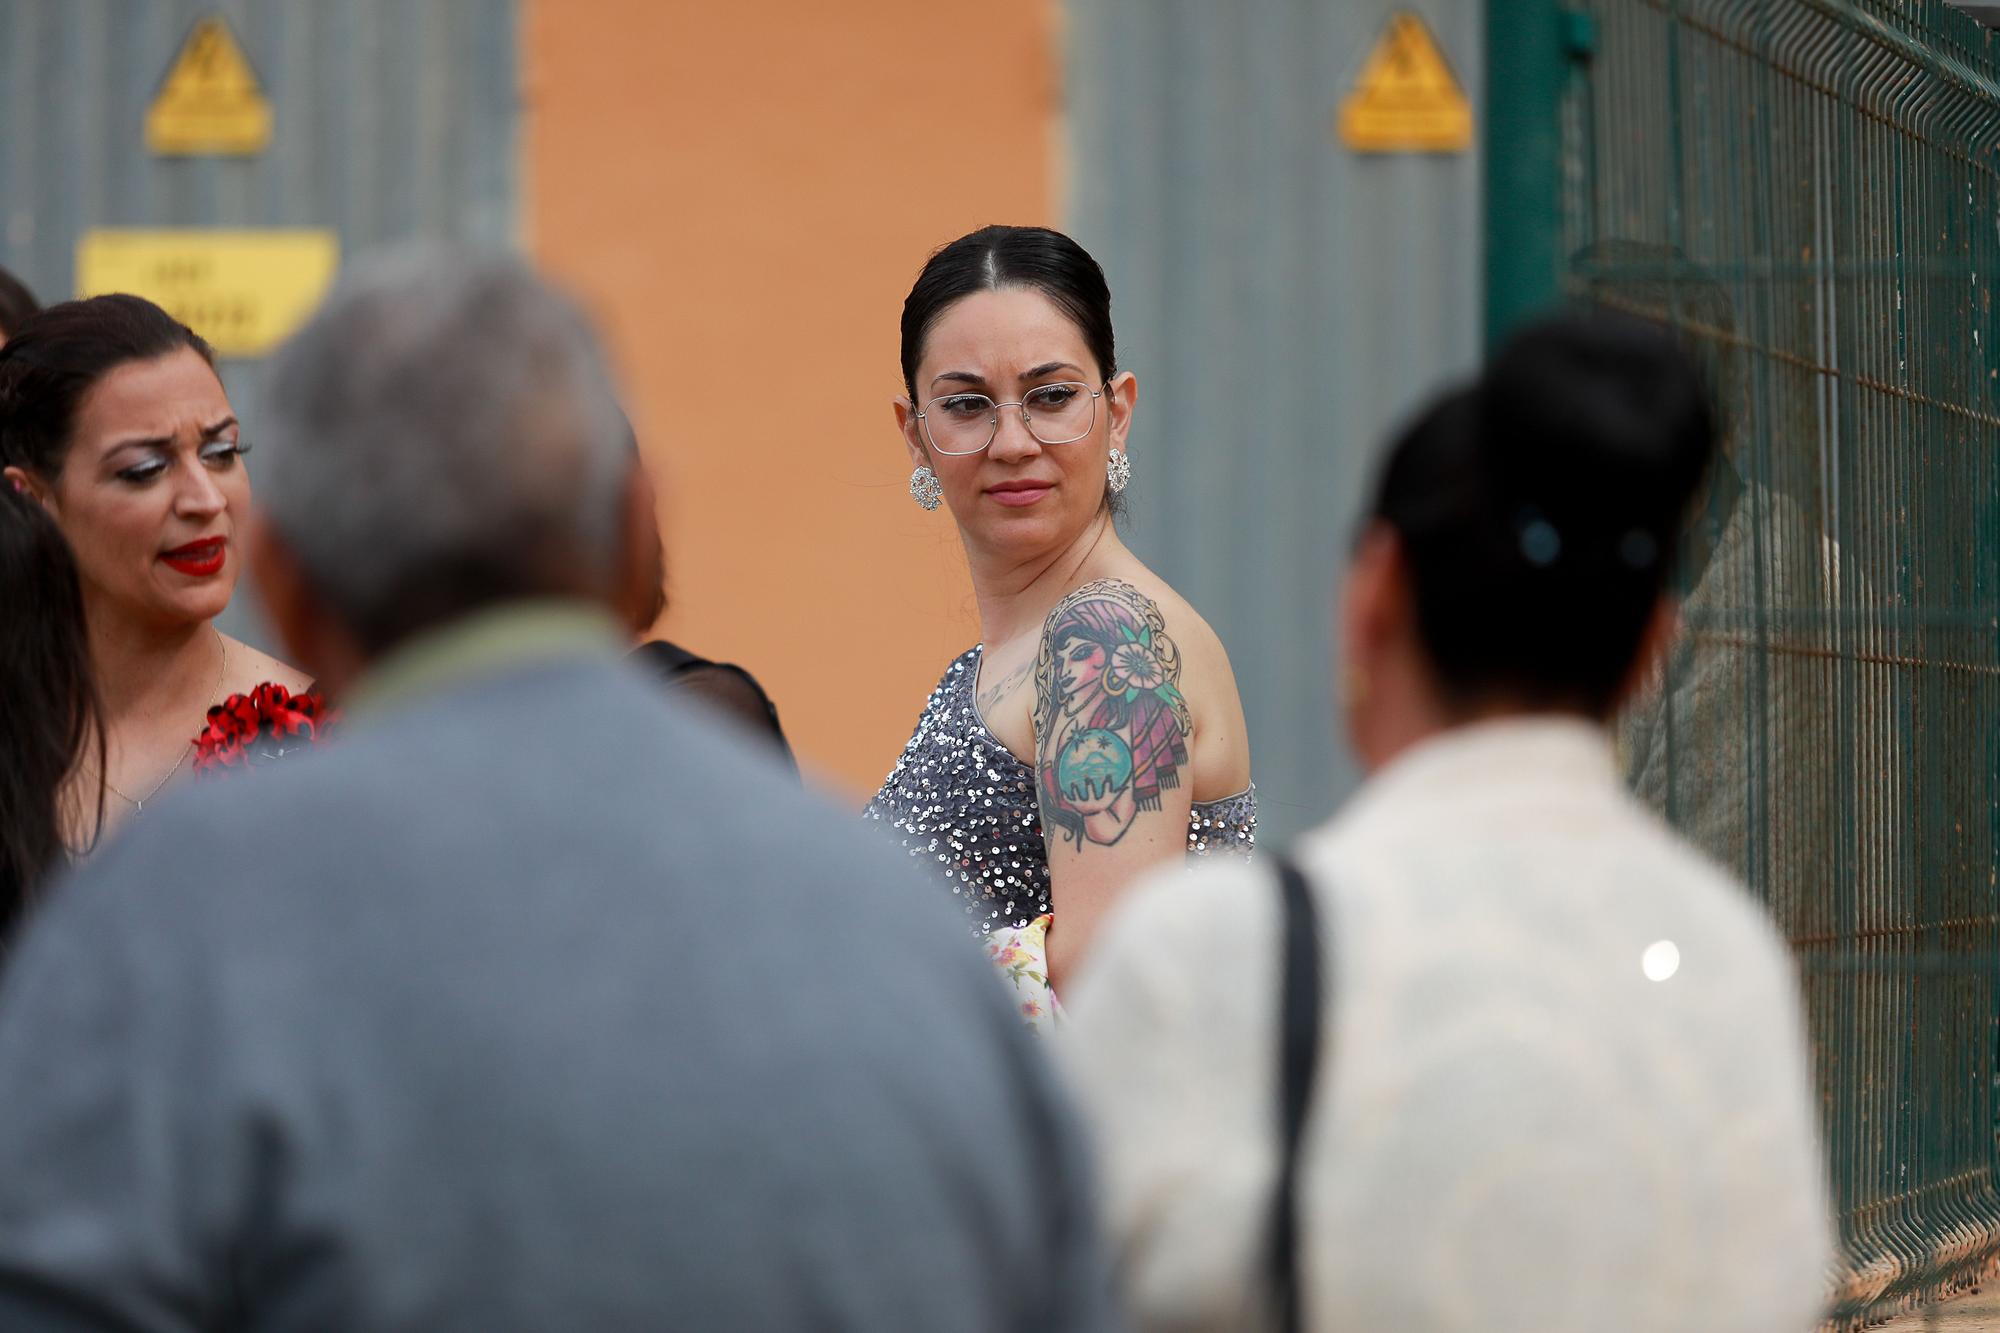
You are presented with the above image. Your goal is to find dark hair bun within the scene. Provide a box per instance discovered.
[1480,310,1715,564]
[1370,308,1720,715]
[899,225,1116,400]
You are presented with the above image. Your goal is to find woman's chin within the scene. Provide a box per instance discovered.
[970,507,1081,552]
[137,584,236,631]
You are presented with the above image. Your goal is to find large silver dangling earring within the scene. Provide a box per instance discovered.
[1106,448,1132,496]
[909,464,943,511]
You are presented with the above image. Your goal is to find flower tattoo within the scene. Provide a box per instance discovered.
[1106,640,1167,694]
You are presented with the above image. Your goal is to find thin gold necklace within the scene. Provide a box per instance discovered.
[100,628,227,814]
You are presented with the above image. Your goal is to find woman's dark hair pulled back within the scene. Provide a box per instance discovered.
[0,294,215,480]
[0,265,41,343]
[0,485,104,940]
[899,225,1117,397]
[1370,308,1717,716]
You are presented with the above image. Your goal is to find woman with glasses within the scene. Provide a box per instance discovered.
[865,226,1255,1014]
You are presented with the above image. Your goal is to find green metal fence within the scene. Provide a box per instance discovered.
[1488,0,2000,1324]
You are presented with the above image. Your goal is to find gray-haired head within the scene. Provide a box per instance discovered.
[258,244,632,652]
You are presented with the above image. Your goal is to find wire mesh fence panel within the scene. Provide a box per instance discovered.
[1546,0,2000,1324]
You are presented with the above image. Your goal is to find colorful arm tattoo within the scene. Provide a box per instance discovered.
[1032,579,1193,850]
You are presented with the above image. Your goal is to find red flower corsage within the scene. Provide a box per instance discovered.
[193,682,337,773]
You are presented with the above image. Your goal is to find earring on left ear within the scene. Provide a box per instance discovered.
[1106,448,1131,495]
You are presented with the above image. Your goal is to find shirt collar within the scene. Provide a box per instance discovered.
[1336,714,1619,828]
[344,599,624,721]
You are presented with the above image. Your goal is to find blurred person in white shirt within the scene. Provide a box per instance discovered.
[1061,310,1835,1333]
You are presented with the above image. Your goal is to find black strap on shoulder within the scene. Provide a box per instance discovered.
[628,640,795,768]
[629,639,706,677]
[1271,852,1324,1333]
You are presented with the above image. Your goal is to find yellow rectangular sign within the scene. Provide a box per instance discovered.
[75,229,339,357]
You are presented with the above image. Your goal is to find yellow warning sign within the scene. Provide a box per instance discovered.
[76,230,338,357]
[1337,13,1473,153]
[145,16,273,156]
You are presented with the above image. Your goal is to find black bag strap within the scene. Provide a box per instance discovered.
[1271,852,1324,1333]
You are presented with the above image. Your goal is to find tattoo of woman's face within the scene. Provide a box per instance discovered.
[1033,580,1193,851]
[1057,634,1108,701]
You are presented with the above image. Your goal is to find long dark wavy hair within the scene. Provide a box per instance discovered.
[0,484,104,939]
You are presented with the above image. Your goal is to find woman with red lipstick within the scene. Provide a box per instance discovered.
[0,296,310,847]
[866,226,1256,1008]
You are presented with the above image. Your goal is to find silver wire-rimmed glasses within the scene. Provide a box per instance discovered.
[915,381,1106,456]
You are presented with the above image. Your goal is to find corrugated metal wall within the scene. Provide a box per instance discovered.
[0,0,518,641]
[1063,0,1485,841]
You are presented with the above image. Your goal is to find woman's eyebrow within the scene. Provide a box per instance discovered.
[930,362,1085,390]
[100,434,174,460]
[101,415,240,457]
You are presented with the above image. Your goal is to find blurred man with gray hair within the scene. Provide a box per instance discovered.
[0,247,1116,1331]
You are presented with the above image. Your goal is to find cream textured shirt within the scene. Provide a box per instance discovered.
[1062,717,1834,1333]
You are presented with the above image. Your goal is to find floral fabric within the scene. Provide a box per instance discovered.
[985,914,1061,1035]
[193,683,334,773]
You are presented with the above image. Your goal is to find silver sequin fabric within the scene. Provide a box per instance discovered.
[865,646,1258,934]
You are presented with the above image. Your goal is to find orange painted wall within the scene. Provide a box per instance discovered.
[523,1,1058,799]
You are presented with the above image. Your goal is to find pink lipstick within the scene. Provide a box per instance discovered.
[986,481,1054,508]
[161,536,226,578]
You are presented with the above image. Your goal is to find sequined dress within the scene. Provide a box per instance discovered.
[865,646,1257,934]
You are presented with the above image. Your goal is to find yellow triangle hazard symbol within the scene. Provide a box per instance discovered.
[1337,13,1473,153]
[145,16,273,156]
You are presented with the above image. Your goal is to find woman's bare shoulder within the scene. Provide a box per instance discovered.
[1067,559,1237,682]
[1038,560,1252,800]
[220,635,315,695]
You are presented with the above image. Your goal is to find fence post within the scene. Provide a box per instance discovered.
[1484,0,1578,345]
